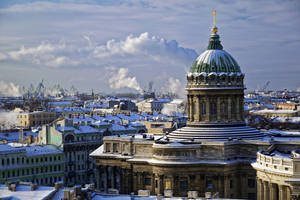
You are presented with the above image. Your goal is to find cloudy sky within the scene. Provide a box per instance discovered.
[0,0,299,94]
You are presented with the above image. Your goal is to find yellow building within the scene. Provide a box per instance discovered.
[250,109,299,118]
[137,121,172,134]
[17,111,59,127]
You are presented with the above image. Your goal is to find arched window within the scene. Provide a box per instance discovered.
[220,101,228,115]
[231,101,236,114]
[210,102,217,115]
[201,102,206,115]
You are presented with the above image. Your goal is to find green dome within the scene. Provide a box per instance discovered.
[190,34,241,74]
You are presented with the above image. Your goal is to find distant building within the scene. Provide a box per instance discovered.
[136,99,171,112]
[0,143,64,185]
[17,111,59,127]
[108,99,138,112]
[39,117,104,186]
[48,101,73,108]
[252,149,300,199]
[250,109,299,118]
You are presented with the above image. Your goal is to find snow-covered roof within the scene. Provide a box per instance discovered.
[0,143,62,156]
[0,184,56,200]
[0,131,38,142]
[251,109,297,114]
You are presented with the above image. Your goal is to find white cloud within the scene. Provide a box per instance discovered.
[93,32,197,64]
[7,41,77,68]
[4,32,197,70]
[0,110,20,129]
[164,77,186,98]
[0,81,22,97]
[107,67,143,93]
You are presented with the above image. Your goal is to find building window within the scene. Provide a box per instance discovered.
[231,101,236,114]
[180,180,188,191]
[220,101,227,115]
[113,143,119,153]
[206,179,213,190]
[248,179,255,188]
[230,180,234,188]
[145,178,151,186]
[201,102,206,115]
[248,193,255,200]
[105,143,111,153]
[210,102,217,115]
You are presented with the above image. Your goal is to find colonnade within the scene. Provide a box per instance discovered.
[187,94,243,122]
[96,166,132,194]
[257,179,291,200]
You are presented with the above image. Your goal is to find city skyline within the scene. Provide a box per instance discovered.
[0,0,299,95]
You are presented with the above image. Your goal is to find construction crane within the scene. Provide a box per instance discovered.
[261,81,270,92]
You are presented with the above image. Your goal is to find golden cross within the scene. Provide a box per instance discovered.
[212,10,216,27]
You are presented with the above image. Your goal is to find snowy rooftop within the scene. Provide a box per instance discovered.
[0,143,62,156]
[56,125,103,134]
[0,184,56,200]
[0,131,38,142]
[250,109,298,114]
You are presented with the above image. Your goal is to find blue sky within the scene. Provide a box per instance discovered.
[0,0,299,94]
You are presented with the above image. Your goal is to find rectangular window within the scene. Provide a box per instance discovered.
[210,102,217,115]
[230,180,234,188]
[105,143,111,152]
[201,102,206,115]
[180,180,188,191]
[113,143,119,153]
[145,178,151,186]
[206,179,213,190]
[248,179,255,188]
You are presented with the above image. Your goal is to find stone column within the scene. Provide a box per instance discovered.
[279,185,285,200]
[217,175,224,197]
[96,166,101,191]
[158,175,164,195]
[188,95,193,121]
[206,97,210,121]
[263,181,269,200]
[287,186,291,200]
[187,95,191,121]
[236,95,240,120]
[228,97,232,121]
[133,172,137,193]
[104,166,108,192]
[239,94,244,120]
[195,95,199,122]
[269,183,277,200]
[111,166,115,189]
[217,97,221,121]
[224,175,229,198]
[257,179,263,200]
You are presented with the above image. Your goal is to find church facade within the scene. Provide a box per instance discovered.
[91,13,300,200]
